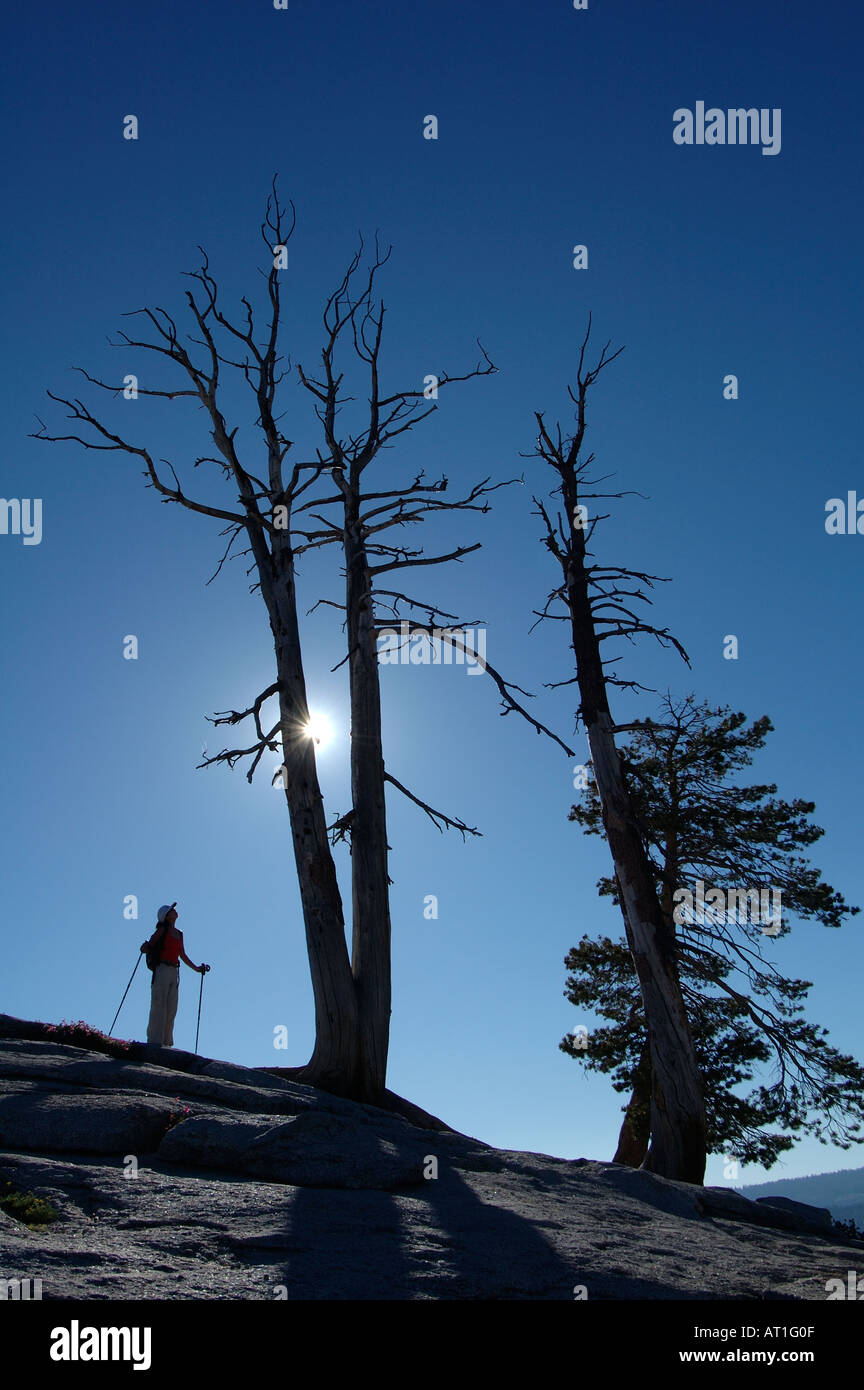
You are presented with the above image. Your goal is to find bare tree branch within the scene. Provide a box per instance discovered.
[384,771,481,839]
[206,683,280,741]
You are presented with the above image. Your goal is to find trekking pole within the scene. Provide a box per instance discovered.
[109,953,143,1037]
[194,966,208,1055]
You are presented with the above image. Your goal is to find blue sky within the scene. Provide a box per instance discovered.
[2,0,863,1184]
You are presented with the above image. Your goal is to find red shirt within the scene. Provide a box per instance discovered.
[159,927,182,965]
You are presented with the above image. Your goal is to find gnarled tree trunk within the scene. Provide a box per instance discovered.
[269,539,362,1096]
[344,498,392,1101]
[614,1042,651,1166]
[569,557,707,1184]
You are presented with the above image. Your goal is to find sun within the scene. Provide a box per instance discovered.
[303,712,333,747]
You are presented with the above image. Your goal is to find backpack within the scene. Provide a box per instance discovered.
[143,923,170,971]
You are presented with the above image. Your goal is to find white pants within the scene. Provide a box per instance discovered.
[147,964,179,1046]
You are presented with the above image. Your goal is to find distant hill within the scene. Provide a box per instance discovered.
[739,1166,864,1229]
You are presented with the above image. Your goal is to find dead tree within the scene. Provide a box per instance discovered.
[294,239,572,1098]
[32,187,566,1106]
[530,317,708,1183]
[32,186,365,1095]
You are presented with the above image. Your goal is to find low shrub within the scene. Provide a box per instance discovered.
[42,1020,133,1060]
[1,1181,60,1228]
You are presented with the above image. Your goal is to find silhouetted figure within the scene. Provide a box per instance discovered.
[142,904,209,1047]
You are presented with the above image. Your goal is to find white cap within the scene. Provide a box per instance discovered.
[157,904,173,923]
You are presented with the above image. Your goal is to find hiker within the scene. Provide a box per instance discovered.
[141,904,209,1048]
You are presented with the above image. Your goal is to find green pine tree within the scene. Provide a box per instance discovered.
[563,692,864,1170]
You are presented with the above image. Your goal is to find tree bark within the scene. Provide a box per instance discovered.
[564,489,707,1184]
[614,1042,652,1166]
[344,496,392,1102]
[614,784,685,1166]
[268,541,362,1096]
